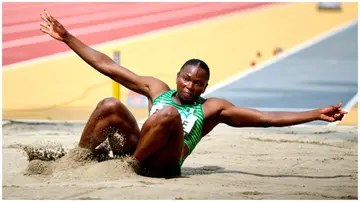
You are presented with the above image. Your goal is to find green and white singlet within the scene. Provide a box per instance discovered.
[149,89,205,162]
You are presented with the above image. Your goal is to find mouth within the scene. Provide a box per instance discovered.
[181,92,193,100]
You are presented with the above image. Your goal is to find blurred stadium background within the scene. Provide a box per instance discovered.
[2,2,358,125]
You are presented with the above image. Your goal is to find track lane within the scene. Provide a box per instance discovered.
[3,2,271,66]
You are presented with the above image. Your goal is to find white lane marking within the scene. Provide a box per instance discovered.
[138,19,357,123]
[3,3,202,34]
[202,20,357,97]
[3,3,263,49]
[3,3,277,71]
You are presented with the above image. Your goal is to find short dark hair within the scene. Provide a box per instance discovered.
[180,59,210,80]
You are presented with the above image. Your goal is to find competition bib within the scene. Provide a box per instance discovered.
[150,102,198,136]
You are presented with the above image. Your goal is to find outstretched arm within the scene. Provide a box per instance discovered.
[39,10,168,99]
[217,99,347,127]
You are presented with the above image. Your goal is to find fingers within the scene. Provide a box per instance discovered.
[340,110,348,114]
[40,9,55,24]
[328,101,343,112]
[44,9,54,22]
[323,116,335,122]
[40,23,49,29]
[40,17,50,35]
[44,9,60,25]
[336,101,342,109]
[321,106,348,122]
[40,14,51,24]
[334,115,344,122]
[338,114,344,120]
[40,9,54,34]
[40,28,50,35]
[321,113,345,122]
[332,112,345,121]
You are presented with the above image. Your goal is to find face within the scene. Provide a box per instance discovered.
[176,65,208,104]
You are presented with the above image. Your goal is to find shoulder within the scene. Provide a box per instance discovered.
[202,97,233,117]
[145,76,171,101]
[203,97,232,107]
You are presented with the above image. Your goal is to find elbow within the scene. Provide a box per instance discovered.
[91,53,113,69]
[99,55,113,68]
[84,51,107,67]
[99,59,117,77]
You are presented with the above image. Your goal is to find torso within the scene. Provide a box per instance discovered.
[148,90,222,159]
[149,90,205,155]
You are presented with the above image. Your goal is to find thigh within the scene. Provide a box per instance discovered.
[139,107,184,177]
[144,130,184,168]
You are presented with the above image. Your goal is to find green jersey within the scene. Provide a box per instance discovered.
[149,89,205,156]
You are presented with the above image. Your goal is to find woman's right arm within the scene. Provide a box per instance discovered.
[40,10,169,99]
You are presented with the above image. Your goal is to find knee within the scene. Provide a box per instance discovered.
[96,97,124,114]
[154,106,181,124]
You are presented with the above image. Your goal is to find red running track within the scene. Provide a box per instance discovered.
[2,2,273,66]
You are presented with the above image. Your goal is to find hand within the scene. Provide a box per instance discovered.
[317,102,348,122]
[40,10,68,41]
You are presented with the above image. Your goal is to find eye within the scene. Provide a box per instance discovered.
[194,81,203,86]
[183,77,190,81]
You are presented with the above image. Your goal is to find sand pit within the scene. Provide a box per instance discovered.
[2,121,358,199]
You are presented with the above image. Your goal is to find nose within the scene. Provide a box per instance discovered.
[186,82,194,91]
